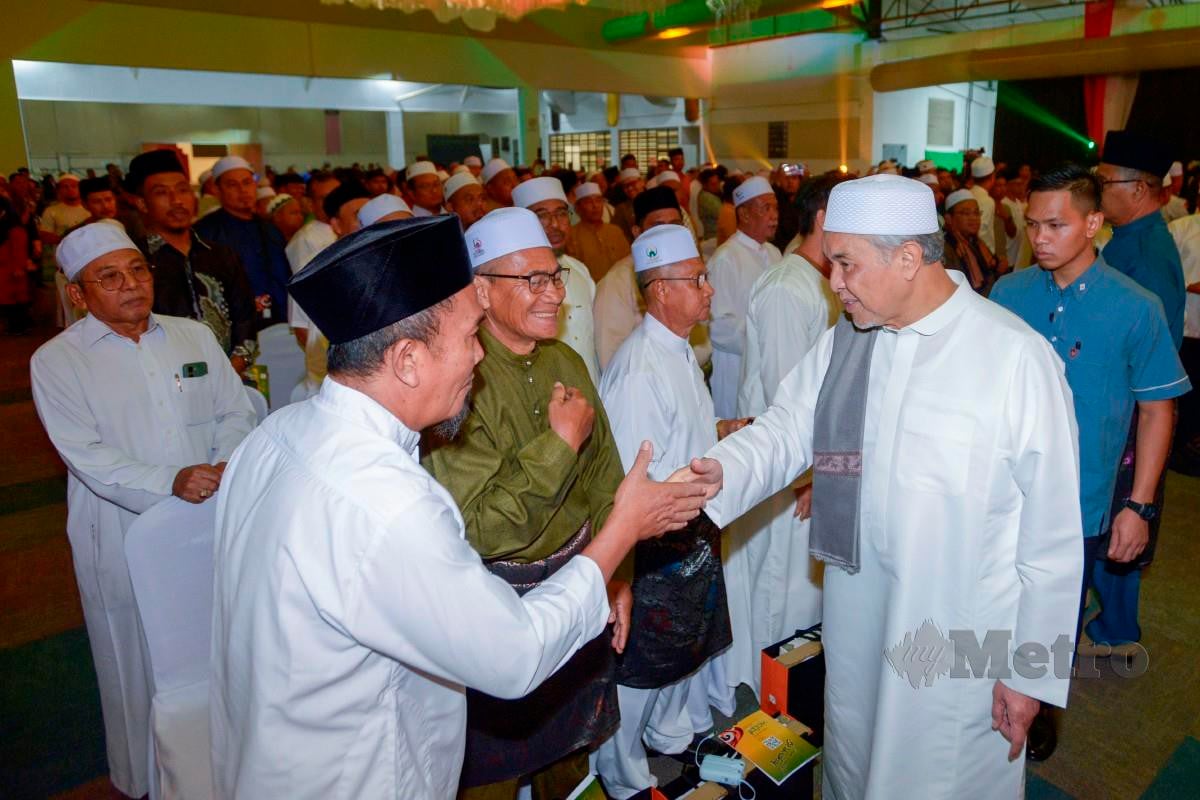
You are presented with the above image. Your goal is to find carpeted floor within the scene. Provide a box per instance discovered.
[2,288,1197,799]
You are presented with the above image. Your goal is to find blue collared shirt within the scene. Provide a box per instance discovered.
[1102,210,1186,348]
[992,256,1190,535]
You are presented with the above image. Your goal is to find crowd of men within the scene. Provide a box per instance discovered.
[20,131,1199,799]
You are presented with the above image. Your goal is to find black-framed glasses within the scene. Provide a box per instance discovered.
[77,263,154,292]
[647,272,709,289]
[534,208,571,224]
[477,266,570,294]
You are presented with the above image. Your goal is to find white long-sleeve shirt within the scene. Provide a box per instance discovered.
[285,219,336,330]
[706,230,780,418]
[558,253,600,383]
[30,313,254,797]
[210,377,609,799]
[703,271,1083,799]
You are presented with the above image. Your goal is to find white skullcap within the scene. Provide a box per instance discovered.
[645,175,660,189]
[407,161,437,179]
[780,162,806,177]
[917,173,939,186]
[586,170,604,182]
[733,176,773,207]
[970,156,995,178]
[452,164,471,175]
[57,222,141,281]
[464,155,483,168]
[482,158,512,183]
[944,189,977,211]
[632,224,699,273]
[436,169,450,182]
[656,170,681,186]
[57,173,80,183]
[256,186,276,200]
[444,171,481,200]
[466,207,551,270]
[357,194,412,228]
[824,175,940,236]
[212,155,254,181]
[1167,161,1183,178]
[512,176,567,209]
[618,168,642,184]
[197,169,213,185]
[575,182,602,201]
[266,193,295,215]
[916,159,936,174]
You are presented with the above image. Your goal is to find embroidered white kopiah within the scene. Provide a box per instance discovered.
[732,176,772,207]
[482,158,512,183]
[466,207,552,270]
[444,171,481,200]
[631,224,699,273]
[357,194,412,228]
[823,174,941,236]
[57,223,141,281]
[512,177,568,209]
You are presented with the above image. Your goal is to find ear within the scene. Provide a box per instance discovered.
[66,281,89,311]
[1084,210,1104,239]
[473,275,493,311]
[133,195,148,215]
[387,337,421,389]
[329,216,344,238]
[896,240,924,282]
[631,224,642,239]
[814,208,826,232]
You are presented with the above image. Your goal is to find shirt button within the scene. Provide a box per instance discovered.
[525,360,532,367]
[533,408,540,415]
[1051,336,1058,342]
[1056,306,1064,312]
[528,376,534,383]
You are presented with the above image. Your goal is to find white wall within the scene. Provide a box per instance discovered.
[871,83,996,167]
[540,92,701,169]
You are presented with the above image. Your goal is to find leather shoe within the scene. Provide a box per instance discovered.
[1025,708,1057,762]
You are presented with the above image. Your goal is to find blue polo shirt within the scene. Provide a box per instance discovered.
[992,256,1190,536]
[1101,210,1186,348]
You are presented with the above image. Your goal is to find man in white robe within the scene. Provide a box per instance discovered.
[512,176,601,381]
[969,156,1001,256]
[706,176,781,418]
[285,170,340,348]
[210,216,708,799]
[671,175,1083,799]
[597,225,746,798]
[723,174,844,695]
[30,224,255,798]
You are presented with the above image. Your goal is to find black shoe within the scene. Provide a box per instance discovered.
[1025,708,1057,762]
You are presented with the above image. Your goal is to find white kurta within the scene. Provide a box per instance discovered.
[558,253,601,383]
[707,231,781,418]
[597,314,721,799]
[593,255,642,372]
[969,185,998,255]
[211,377,610,799]
[1001,198,1032,269]
[285,219,336,330]
[722,255,838,694]
[29,313,254,797]
[1168,213,1200,339]
[702,273,1083,799]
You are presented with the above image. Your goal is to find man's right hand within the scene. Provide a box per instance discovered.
[667,457,724,501]
[614,441,708,541]
[173,464,223,504]
[548,381,595,453]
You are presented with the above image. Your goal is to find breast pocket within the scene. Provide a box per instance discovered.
[178,373,215,426]
[896,405,975,496]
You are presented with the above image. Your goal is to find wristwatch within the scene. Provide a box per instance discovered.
[1123,499,1159,521]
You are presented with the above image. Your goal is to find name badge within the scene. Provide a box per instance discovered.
[181,361,208,378]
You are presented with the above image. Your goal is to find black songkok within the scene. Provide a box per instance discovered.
[633,186,681,226]
[1101,130,1174,180]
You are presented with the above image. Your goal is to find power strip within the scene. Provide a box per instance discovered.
[698,753,746,787]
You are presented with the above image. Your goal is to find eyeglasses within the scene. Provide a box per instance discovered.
[534,208,572,224]
[1098,178,1143,188]
[647,272,709,289]
[77,263,154,292]
[477,266,570,294]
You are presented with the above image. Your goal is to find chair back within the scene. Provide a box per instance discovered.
[256,323,305,412]
[125,497,216,695]
[244,385,269,424]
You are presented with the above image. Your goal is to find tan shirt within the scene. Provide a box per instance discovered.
[566,222,630,283]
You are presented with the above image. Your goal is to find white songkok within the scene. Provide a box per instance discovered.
[917,173,939,186]
[618,168,642,184]
[655,170,682,186]
[1167,161,1183,179]
[631,224,698,273]
[512,176,567,209]
[357,194,412,228]
[944,188,977,211]
[444,171,481,200]
[970,156,995,178]
[482,158,512,184]
[197,169,213,186]
[732,176,773,207]
[212,155,254,181]
[407,161,437,179]
[266,194,295,215]
[256,186,276,201]
[466,207,551,270]
[465,155,483,168]
[574,182,602,201]
[916,159,936,174]
[824,174,940,235]
[57,173,80,184]
[57,222,141,281]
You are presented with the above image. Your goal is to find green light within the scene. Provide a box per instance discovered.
[1087,140,1096,150]
[998,85,1092,149]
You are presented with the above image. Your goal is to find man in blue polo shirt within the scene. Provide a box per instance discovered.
[992,163,1188,681]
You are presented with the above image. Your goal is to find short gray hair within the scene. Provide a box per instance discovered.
[861,232,944,266]
[326,296,453,378]
[1109,164,1162,189]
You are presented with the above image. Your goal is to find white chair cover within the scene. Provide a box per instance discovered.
[125,497,217,800]
[256,322,305,412]
[244,385,269,424]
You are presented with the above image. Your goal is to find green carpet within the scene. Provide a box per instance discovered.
[1141,736,1200,799]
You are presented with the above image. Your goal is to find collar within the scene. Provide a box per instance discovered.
[478,323,541,366]
[900,270,972,336]
[146,229,209,256]
[733,230,767,252]
[1111,209,1164,238]
[642,312,691,357]
[1042,254,1105,298]
[82,312,162,347]
[318,377,420,457]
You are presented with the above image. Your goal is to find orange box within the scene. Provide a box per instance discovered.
[759,626,824,746]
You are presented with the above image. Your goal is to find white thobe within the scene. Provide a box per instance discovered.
[1168,213,1200,339]
[597,314,721,799]
[1001,197,1032,269]
[558,253,601,383]
[285,219,336,330]
[701,272,1083,799]
[413,204,448,217]
[29,313,254,798]
[210,377,610,799]
[1162,194,1189,223]
[593,256,642,371]
[969,185,998,255]
[722,255,839,694]
[707,231,781,418]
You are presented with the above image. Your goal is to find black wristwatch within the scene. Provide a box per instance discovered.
[1123,499,1159,521]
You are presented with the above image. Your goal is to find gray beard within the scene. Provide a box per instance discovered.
[429,392,472,440]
